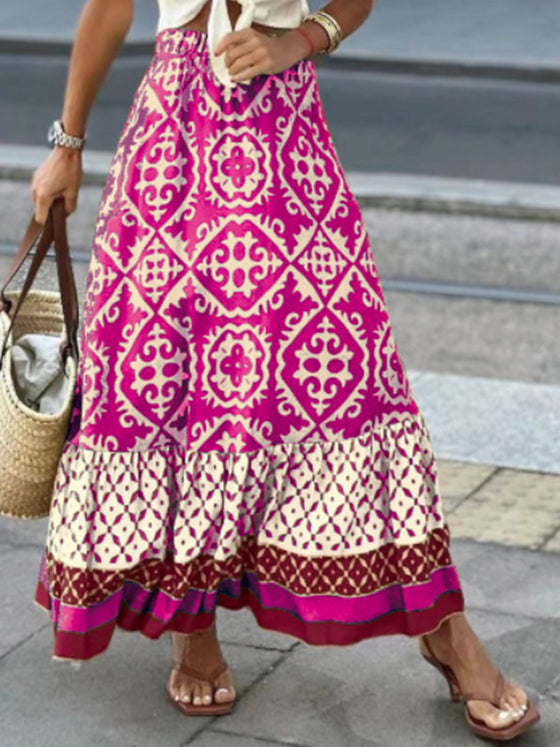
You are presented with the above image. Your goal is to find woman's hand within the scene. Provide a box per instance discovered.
[213,27,311,84]
[30,147,83,224]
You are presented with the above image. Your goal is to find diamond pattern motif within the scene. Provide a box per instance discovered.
[49,413,444,568]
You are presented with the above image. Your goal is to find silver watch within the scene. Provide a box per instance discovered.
[47,119,86,151]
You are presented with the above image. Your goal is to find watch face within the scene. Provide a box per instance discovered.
[47,124,56,147]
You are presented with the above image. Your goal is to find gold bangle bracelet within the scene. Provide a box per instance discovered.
[303,11,343,55]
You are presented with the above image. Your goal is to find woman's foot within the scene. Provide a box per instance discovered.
[423,613,531,730]
[167,620,236,708]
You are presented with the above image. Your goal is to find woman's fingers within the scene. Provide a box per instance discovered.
[215,26,261,57]
[29,148,82,223]
[223,36,253,64]
[221,29,278,79]
[229,55,261,81]
[63,191,78,216]
[34,191,54,225]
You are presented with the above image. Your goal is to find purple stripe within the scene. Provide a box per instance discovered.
[46,564,461,634]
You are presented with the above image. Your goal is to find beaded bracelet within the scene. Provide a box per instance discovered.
[304,11,343,55]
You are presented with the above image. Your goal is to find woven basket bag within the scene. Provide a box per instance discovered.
[0,197,79,519]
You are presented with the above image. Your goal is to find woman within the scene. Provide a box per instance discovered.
[31,0,539,740]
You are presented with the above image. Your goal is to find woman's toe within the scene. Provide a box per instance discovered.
[168,676,183,702]
[214,669,236,704]
[469,702,517,730]
[200,681,213,705]
[515,687,529,711]
[497,709,519,725]
[214,685,235,704]
[502,695,518,712]
[505,681,528,712]
[192,682,204,706]
[495,710,521,728]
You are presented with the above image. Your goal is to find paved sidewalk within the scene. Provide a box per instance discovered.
[1,0,559,80]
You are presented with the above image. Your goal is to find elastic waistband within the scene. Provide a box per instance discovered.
[155,28,209,58]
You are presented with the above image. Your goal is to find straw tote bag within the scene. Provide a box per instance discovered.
[0,196,80,519]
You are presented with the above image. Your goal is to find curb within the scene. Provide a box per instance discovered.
[1,36,560,84]
[0,144,113,186]
[321,53,560,84]
[1,144,560,222]
[349,173,560,222]
[0,37,155,58]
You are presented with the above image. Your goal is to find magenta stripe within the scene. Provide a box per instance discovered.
[45,564,461,634]
[50,593,121,633]
[248,565,461,623]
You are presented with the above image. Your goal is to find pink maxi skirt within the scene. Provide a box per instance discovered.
[35,28,465,659]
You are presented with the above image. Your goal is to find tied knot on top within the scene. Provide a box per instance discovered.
[208,0,257,88]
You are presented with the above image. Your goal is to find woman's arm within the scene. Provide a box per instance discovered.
[215,0,374,83]
[31,0,134,223]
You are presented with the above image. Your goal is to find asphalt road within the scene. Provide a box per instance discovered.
[1,53,560,184]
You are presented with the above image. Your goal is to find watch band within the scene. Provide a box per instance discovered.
[49,119,86,151]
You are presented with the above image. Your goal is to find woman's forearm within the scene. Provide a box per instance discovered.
[61,0,134,138]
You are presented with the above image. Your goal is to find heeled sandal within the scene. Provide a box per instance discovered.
[168,631,236,717]
[418,635,540,741]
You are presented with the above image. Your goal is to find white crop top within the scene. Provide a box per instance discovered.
[156,0,311,88]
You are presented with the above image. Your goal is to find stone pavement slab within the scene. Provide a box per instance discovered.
[437,459,560,553]
[434,460,496,512]
[0,546,50,658]
[215,607,298,653]
[543,530,560,553]
[0,511,48,548]
[448,469,560,550]
[189,734,296,747]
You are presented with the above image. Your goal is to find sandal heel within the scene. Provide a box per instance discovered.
[420,650,461,701]
[418,635,541,741]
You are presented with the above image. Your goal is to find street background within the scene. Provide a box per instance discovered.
[0,1,559,746]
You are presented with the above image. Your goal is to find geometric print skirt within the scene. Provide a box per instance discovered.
[35,28,465,660]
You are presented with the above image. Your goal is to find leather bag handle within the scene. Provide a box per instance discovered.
[0,196,80,370]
